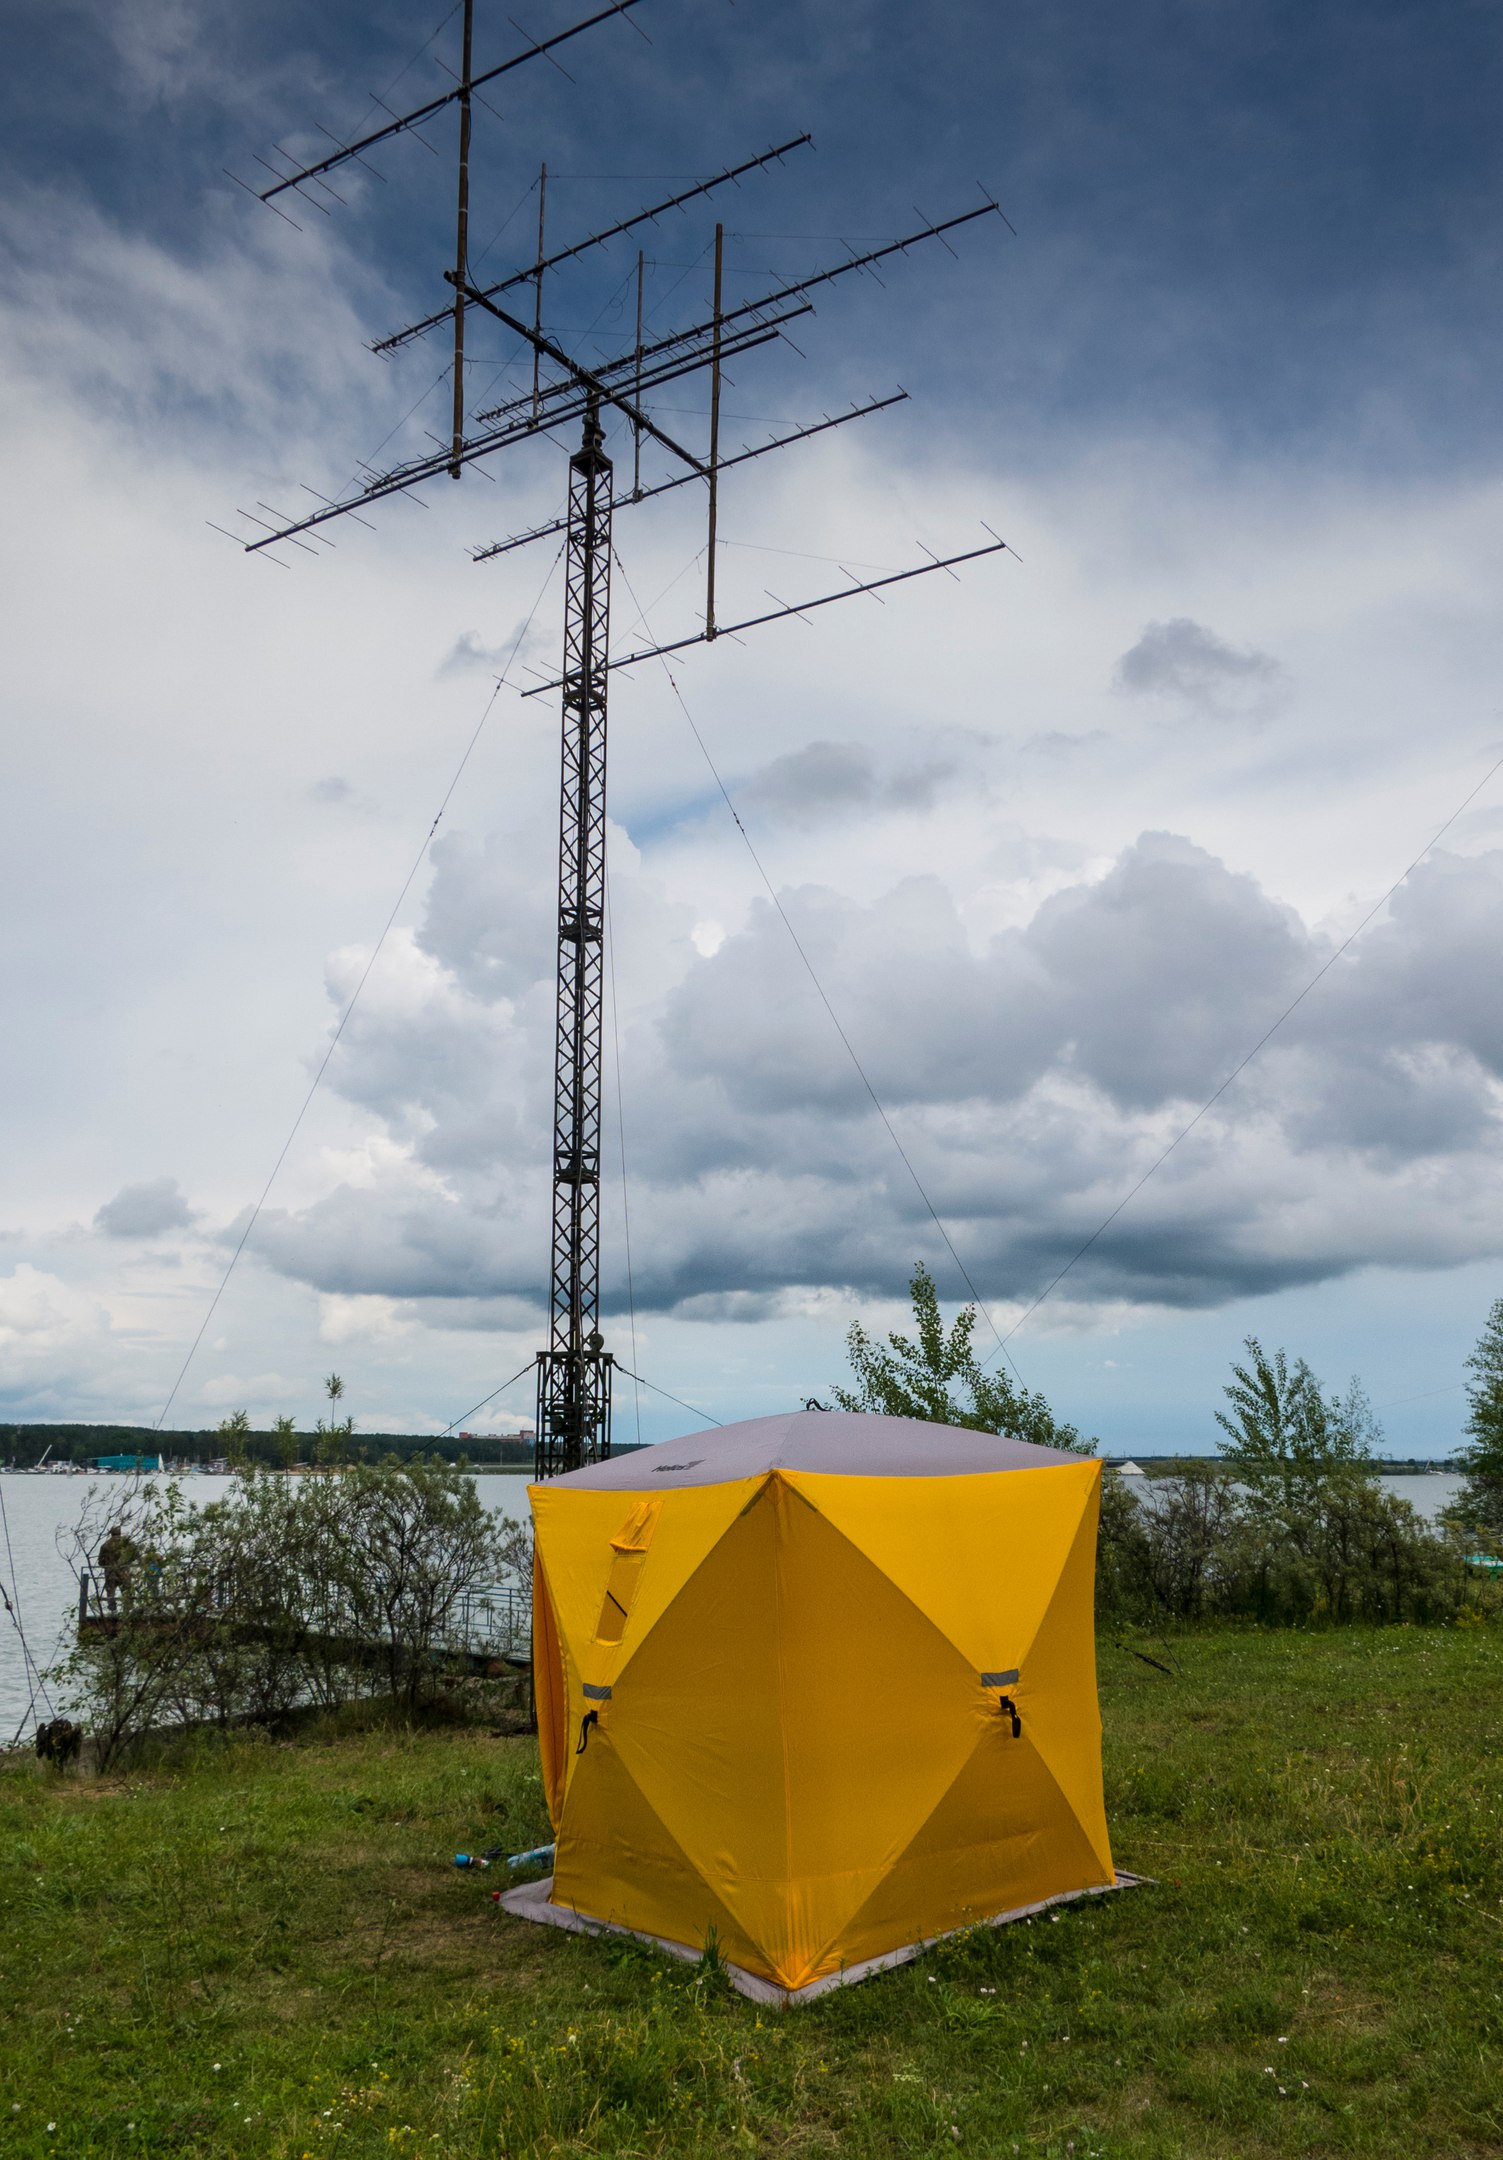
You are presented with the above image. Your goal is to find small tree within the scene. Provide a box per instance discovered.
[54,1483,229,1767]
[217,1409,250,1467]
[272,1414,299,1470]
[317,1373,353,1467]
[1212,1338,1460,1622]
[1214,1338,1370,1511]
[1453,1298,1503,1546]
[328,1460,501,1711]
[1130,1464,1243,1621]
[53,1461,510,1756]
[832,1263,1093,1454]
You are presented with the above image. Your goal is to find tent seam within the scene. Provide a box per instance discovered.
[827,1724,1111,1973]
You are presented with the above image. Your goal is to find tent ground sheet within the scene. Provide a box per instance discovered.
[500,1869,1149,2009]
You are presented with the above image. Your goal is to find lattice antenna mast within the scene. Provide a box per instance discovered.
[448,0,474,477]
[547,399,614,1476]
[231,5,1011,1482]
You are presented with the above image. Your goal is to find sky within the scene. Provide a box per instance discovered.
[3,0,1503,1455]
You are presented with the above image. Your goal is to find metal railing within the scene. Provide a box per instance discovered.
[77,1567,532,1663]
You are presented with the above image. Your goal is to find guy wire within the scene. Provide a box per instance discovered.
[153,545,566,1432]
[441,1360,536,1439]
[613,1365,724,1427]
[605,876,643,1446]
[1,1477,56,1740]
[663,669,1027,1386]
[607,543,1027,1384]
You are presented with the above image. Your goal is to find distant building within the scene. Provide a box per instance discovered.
[92,1452,162,1473]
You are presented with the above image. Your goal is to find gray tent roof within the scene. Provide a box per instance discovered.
[547,1410,1087,1491]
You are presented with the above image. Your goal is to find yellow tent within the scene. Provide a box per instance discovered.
[504,1410,1126,2004]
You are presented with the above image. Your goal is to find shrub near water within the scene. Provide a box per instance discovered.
[54,1461,513,1763]
[1098,1340,1470,1627]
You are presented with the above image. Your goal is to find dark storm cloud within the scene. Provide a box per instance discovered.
[94,1177,195,1238]
[12,1,1503,470]
[247,834,1503,1322]
[250,1188,529,1302]
[1113,620,1287,715]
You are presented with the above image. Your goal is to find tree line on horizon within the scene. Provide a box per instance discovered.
[0,1424,535,1472]
[0,1374,534,1471]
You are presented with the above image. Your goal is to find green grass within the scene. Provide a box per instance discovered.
[3,1626,1502,2157]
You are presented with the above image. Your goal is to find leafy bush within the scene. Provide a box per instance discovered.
[54,1462,516,1764]
[1099,1340,1468,1627]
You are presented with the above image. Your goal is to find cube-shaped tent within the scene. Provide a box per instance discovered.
[507,1410,1122,2004]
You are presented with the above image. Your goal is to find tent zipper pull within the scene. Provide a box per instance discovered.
[997,1694,1022,1738]
[576,1709,599,1755]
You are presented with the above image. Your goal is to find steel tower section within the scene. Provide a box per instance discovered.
[536,403,615,1477]
[235,38,1008,1480]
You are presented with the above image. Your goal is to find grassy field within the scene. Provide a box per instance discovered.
[2,1626,1501,2158]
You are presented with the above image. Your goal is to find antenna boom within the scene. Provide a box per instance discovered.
[471,391,909,561]
[519,538,1011,694]
[257,0,645,202]
[374,134,814,354]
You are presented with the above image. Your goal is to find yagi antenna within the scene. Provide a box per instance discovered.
[469,391,910,561]
[251,0,645,205]
[372,134,814,356]
[230,0,1010,1482]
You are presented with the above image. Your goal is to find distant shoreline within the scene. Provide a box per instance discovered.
[1106,1454,1460,1475]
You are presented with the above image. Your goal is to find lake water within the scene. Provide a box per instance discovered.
[0,1471,529,1746]
[0,1468,1467,1746]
